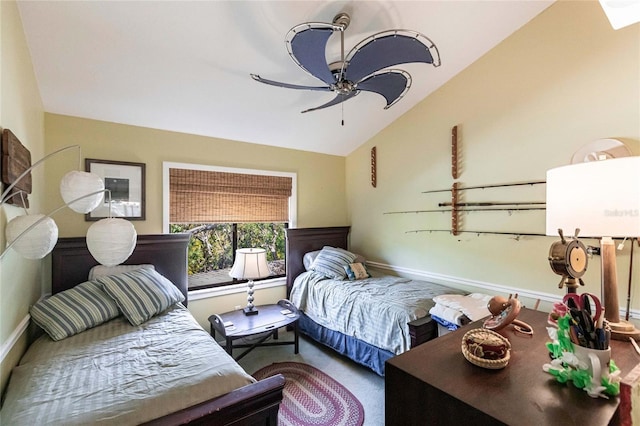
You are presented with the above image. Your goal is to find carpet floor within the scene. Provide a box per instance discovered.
[230,331,385,426]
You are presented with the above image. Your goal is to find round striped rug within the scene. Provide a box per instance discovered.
[252,362,365,426]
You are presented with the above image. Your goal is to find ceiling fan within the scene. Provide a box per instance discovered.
[250,12,441,122]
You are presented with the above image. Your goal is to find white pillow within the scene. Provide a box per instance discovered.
[88,264,155,280]
[303,250,322,271]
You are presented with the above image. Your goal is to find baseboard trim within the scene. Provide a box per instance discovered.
[367,261,640,320]
[0,314,30,365]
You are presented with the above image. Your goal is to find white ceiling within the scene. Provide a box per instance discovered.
[17,1,554,156]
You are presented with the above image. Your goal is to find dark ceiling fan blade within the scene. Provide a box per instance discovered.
[301,91,359,114]
[250,74,332,92]
[344,30,440,83]
[286,23,340,86]
[356,70,411,109]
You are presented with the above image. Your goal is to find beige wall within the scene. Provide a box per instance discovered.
[346,1,640,316]
[43,114,347,327]
[44,114,347,236]
[0,0,46,392]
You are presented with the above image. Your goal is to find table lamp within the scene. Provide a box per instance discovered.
[546,156,640,340]
[229,248,270,315]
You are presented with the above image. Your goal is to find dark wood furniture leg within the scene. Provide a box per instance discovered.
[408,315,437,348]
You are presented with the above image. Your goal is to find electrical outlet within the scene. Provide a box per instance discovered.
[235,305,241,310]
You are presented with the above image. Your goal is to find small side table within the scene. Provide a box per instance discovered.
[209,299,300,361]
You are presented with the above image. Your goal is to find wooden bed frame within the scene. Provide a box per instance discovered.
[51,233,285,426]
[285,226,437,350]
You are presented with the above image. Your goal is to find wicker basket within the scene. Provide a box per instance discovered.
[461,328,511,369]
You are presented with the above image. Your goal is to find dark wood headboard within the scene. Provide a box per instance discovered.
[285,226,350,297]
[51,234,191,304]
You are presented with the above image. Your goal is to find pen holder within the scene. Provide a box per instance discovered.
[572,345,611,387]
[543,313,620,399]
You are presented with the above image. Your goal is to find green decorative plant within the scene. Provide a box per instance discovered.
[543,308,620,399]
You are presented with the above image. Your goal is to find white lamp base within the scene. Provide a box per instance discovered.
[243,279,258,316]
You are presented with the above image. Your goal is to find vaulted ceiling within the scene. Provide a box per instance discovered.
[18,1,554,156]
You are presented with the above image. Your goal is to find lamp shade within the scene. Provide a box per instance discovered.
[229,248,270,280]
[599,0,640,30]
[5,214,58,259]
[546,157,640,237]
[60,171,105,214]
[86,218,137,266]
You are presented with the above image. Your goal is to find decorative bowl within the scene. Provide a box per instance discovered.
[461,328,511,369]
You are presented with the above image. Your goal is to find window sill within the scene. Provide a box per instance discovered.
[188,277,286,301]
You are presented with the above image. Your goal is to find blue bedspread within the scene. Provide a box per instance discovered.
[290,271,464,355]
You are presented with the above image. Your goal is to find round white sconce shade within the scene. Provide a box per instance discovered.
[5,214,59,259]
[60,171,105,214]
[86,218,137,266]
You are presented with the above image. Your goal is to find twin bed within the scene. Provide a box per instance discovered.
[285,226,464,375]
[2,225,462,424]
[1,234,284,425]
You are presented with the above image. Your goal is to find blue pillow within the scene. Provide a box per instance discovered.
[30,281,120,341]
[344,262,371,280]
[310,246,357,280]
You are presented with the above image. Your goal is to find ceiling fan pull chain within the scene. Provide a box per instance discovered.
[341,99,344,126]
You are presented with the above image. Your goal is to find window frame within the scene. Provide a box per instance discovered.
[163,162,297,290]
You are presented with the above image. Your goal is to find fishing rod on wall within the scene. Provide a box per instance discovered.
[386,179,547,236]
[384,207,545,214]
[405,229,547,240]
[421,180,546,194]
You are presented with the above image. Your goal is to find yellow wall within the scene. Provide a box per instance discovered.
[0,0,46,392]
[43,114,347,235]
[346,1,640,316]
[43,114,347,327]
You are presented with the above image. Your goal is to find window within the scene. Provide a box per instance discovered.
[163,163,296,290]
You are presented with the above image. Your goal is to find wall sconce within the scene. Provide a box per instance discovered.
[546,156,640,340]
[1,144,136,265]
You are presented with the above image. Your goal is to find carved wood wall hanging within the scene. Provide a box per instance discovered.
[371,146,377,188]
[1,129,32,208]
[451,125,459,179]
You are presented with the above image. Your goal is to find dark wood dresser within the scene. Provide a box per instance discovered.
[386,308,640,425]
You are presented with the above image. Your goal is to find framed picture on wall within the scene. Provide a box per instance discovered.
[85,158,146,221]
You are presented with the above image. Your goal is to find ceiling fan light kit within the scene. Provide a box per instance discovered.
[251,12,440,121]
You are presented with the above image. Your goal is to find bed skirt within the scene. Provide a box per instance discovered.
[298,313,394,376]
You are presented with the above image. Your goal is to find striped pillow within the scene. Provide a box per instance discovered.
[88,263,155,280]
[310,246,357,280]
[30,281,120,341]
[95,268,185,326]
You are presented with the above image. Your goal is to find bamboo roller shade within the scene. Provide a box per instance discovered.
[169,168,292,223]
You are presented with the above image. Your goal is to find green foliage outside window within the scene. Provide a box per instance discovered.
[169,223,286,281]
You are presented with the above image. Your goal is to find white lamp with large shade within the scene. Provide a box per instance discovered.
[59,170,105,213]
[546,156,640,340]
[229,248,271,316]
[86,218,137,267]
[4,214,58,259]
[1,144,136,265]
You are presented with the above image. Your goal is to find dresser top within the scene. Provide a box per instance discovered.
[387,308,639,425]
